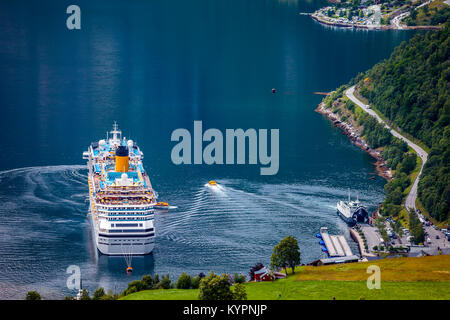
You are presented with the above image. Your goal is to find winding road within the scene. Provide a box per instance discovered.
[345,86,428,212]
[391,11,410,30]
[391,0,434,30]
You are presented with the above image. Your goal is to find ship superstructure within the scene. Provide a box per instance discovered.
[336,191,368,226]
[83,123,157,255]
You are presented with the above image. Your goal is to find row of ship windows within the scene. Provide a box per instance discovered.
[107,218,152,221]
[108,228,154,233]
[98,240,154,245]
[111,223,142,227]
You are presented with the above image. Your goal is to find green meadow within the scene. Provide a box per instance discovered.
[122,255,450,300]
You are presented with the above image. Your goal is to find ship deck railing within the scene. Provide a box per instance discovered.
[96,193,154,199]
[97,206,155,212]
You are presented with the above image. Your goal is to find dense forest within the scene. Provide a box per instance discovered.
[358,23,449,222]
[405,0,450,26]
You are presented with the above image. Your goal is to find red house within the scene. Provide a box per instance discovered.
[254,267,286,281]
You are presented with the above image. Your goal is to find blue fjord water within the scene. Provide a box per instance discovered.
[0,0,419,299]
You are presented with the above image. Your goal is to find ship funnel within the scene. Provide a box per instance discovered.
[115,145,129,172]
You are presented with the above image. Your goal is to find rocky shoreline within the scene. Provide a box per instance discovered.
[316,102,392,180]
[311,13,389,30]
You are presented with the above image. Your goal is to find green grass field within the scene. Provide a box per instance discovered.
[122,255,450,300]
[122,280,449,300]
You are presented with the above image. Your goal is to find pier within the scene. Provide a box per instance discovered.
[319,227,353,258]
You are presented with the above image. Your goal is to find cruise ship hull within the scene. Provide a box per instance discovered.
[88,208,154,255]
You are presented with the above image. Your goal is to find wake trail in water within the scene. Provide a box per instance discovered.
[157,180,343,247]
[0,164,89,232]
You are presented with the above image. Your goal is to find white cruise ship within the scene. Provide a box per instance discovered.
[336,192,368,226]
[83,123,157,255]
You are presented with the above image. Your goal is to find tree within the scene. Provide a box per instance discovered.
[100,293,116,300]
[270,236,301,274]
[98,289,117,300]
[382,203,401,217]
[391,220,404,238]
[80,289,91,300]
[232,283,247,300]
[155,274,171,289]
[410,8,417,20]
[142,274,154,290]
[176,272,192,289]
[386,187,404,206]
[93,287,105,300]
[347,10,353,20]
[198,272,234,300]
[233,273,246,284]
[25,291,41,300]
[409,210,425,244]
[198,272,247,300]
[122,280,146,296]
[399,153,417,175]
[153,273,160,286]
[191,276,201,289]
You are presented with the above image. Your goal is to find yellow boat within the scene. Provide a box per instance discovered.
[154,202,170,209]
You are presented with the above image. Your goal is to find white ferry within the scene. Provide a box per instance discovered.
[336,191,368,226]
[83,123,157,255]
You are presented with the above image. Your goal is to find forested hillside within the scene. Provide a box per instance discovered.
[358,23,449,222]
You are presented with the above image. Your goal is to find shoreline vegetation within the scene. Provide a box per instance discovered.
[309,0,448,30]
[315,100,393,181]
[317,22,449,227]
